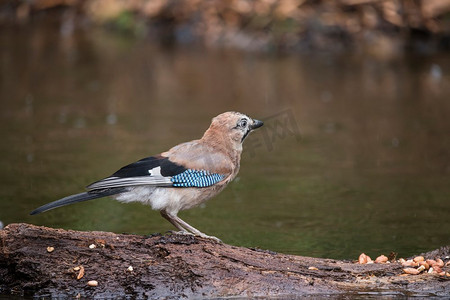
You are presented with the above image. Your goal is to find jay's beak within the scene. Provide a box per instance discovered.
[250,119,264,130]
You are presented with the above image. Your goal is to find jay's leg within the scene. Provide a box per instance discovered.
[160,210,221,243]
[160,210,189,233]
[174,215,222,243]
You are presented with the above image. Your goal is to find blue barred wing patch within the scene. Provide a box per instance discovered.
[171,169,225,187]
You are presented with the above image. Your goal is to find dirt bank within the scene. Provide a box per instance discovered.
[2,0,450,53]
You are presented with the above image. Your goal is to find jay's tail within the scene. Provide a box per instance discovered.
[30,188,125,215]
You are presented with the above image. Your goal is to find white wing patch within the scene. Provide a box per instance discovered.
[87,166,172,191]
[148,166,162,176]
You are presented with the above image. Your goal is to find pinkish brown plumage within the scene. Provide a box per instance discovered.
[31,112,263,241]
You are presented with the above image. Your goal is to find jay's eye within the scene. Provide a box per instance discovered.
[238,119,248,128]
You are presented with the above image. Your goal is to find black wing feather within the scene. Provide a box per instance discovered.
[160,157,187,176]
[30,188,126,215]
[111,156,186,178]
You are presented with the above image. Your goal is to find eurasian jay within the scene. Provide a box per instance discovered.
[31,112,263,241]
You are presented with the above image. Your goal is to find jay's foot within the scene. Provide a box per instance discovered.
[196,232,222,243]
[168,230,194,237]
[169,230,222,243]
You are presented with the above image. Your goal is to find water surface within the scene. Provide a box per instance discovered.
[1,19,449,260]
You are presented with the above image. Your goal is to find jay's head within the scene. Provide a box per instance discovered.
[204,112,263,147]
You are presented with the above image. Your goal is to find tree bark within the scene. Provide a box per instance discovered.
[0,223,449,298]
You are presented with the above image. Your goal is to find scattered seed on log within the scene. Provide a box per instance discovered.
[417,265,425,273]
[403,268,420,275]
[358,253,372,264]
[375,255,388,263]
[87,280,98,287]
[418,261,429,269]
[413,256,424,263]
[76,266,85,280]
[401,260,417,267]
[426,259,437,266]
[435,259,444,267]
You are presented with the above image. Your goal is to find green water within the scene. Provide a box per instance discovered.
[0,20,449,261]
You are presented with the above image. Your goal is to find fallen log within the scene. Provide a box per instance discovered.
[0,223,449,298]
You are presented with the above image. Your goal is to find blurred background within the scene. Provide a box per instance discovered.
[0,0,449,260]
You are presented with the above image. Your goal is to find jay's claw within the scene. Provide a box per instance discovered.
[197,233,222,243]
